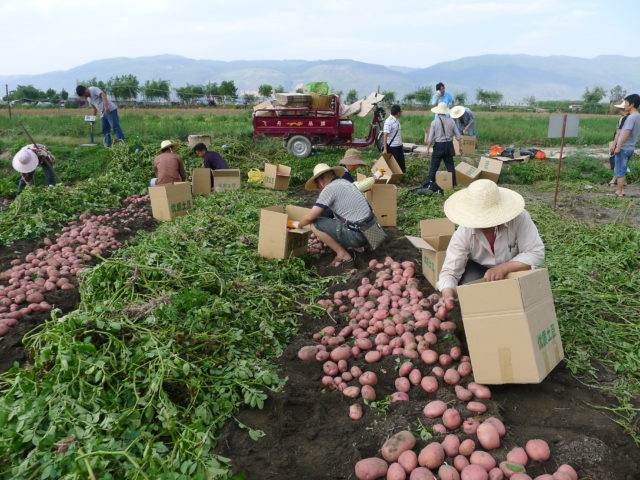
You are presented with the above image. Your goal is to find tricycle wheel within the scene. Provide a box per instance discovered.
[287,135,312,158]
[375,131,385,153]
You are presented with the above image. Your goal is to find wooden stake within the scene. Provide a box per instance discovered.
[553,114,568,209]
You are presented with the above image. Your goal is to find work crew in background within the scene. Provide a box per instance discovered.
[193,143,228,171]
[12,144,57,195]
[150,140,186,186]
[608,100,629,187]
[338,148,367,182]
[425,103,462,187]
[382,104,406,173]
[612,93,640,198]
[287,164,380,268]
[431,82,454,118]
[452,106,476,136]
[437,179,545,311]
[76,85,125,147]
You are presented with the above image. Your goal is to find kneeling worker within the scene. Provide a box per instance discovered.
[287,163,383,268]
[12,144,57,195]
[193,142,228,171]
[151,140,186,186]
[437,179,545,311]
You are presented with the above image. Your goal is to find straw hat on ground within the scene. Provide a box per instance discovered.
[449,105,466,119]
[431,102,451,115]
[614,100,626,109]
[339,148,367,167]
[12,147,39,174]
[305,163,345,191]
[443,179,525,228]
[158,140,179,153]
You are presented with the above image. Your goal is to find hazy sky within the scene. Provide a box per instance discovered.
[1,0,636,75]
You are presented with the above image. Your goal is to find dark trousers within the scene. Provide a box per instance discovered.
[427,141,456,186]
[17,163,56,194]
[459,260,488,285]
[388,145,406,173]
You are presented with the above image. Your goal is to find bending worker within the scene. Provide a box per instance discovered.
[287,163,382,268]
[151,140,186,186]
[437,179,545,311]
[12,144,57,195]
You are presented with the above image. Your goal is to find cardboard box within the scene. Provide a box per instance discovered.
[478,157,503,183]
[458,136,477,155]
[191,168,212,195]
[365,184,397,227]
[372,154,403,184]
[213,169,241,192]
[258,205,312,259]
[457,268,564,384]
[405,219,456,288]
[188,135,211,148]
[456,161,481,186]
[148,182,192,221]
[435,171,453,190]
[263,163,291,191]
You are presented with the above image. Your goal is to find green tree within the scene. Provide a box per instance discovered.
[60,88,69,100]
[219,80,238,98]
[142,79,171,102]
[273,85,285,94]
[583,86,606,106]
[403,93,416,104]
[258,84,273,98]
[609,85,627,103]
[381,91,396,104]
[175,84,205,104]
[45,88,59,102]
[523,95,537,107]
[476,88,503,105]
[12,85,44,102]
[205,82,220,99]
[108,74,140,101]
[346,89,358,104]
[454,92,467,105]
[412,86,432,105]
[243,93,258,104]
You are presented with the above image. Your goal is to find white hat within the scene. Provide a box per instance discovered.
[431,102,451,115]
[158,140,179,153]
[614,100,626,109]
[443,179,525,228]
[450,105,466,119]
[305,163,345,191]
[12,147,39,173]
[339,148,367,167]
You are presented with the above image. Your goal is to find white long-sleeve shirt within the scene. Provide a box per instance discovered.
[436,210,545,291]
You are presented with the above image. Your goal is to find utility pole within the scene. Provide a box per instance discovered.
[6,84,12,119]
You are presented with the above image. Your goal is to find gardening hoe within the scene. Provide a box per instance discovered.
[18,121,58,182]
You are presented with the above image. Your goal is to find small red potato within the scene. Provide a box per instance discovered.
[461,464,489,480]
[455,385,473,401]
[391,392,410,402]
[349,404,363,420]
[409,467,436,480]
[330,345,352,361]
[506,448,528,467]
[463,418,480,435]
[420,376,439,393]
[355,457,389,480]
[467,401,487,413]
[555,465,577,480]
[457,362,473,376]
[432,366,444,377]
[470,451,496,471]
[459,439,475,456]
[423,400,447,418]
[433,424,447,433]
[398,450,418,473]
[343,386,361,398]
[499,461,526,478]
[408,368,422,385]
[524,439,550,461]
[468,382,491,399]
[399,362,414,376]
[444,368,461,385]
[323,361,339,376]
[421,349,438,364]
[488,468,504,480]
[381,430,416,462]
[395,377,411,393]
[551,473,571,480]
[361,385,376,401]
[297,345,319,361]
[387,462,407,480]
[441,434,460,457]
[476,423,500,450]
[442,408,462,430]
[365,350,382,363]
[454,454,470,472]
[359,371,378,386]
[439,464,461,480]
[418,442,445,469]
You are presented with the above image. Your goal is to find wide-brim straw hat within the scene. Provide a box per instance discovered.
[340,148,366,167]
[431,102,451,115]
[305,163,345,191]
[158,140,179,153]
[450,105,465,119]
[443,179,525,228]
[12,147,39,173]
[614,101,626,109]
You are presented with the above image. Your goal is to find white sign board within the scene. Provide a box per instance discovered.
[84,115,96,123]
[548,114,579,138]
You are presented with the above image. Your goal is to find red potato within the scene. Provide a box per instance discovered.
[524,440,550,461]
[439,464,461,480]
[459,439,475,456]
[450,346,462,360]
[461,464,489,480]
[365,351,382,363]
[444,368,461,385]
[342,372,353,382]
[476,423,500,450]
[351,366,363,378]
[395,377,411,393]
[432,366,444,377]
[555,465,577,480]
[484,418,506,438]
[297,345,318,361]
[399,362,414,377]
[421,350,438,365]
[398,450,418,474]
[488,468,504,480]
[409,467,436,480]
[343,386,361,398]
[387,462,407,480]
[551,473,571,480]
[349,404,364,420]
[439,354,453,367]
[506,448,528,467]
[470,451,496,471]
[408,368,422,385]
[359,371,378,386]
[467,401,487,413]
[391,392,410,402]
[330,345,352,362]
[455,454,470,472]
[457,362,473,376]
[440,321,457,331]
[355,457,389,480]
[323,361,339,376]
[468,383,491,399]
[315,350,330,362]
[499,461,526,478]
[423,400,447,418]
[356,338,373,350]
[455,386,473,402]
[381,430,417,462]
[418,442,445,469]
[443,408,462,429]
[361,384,376,401]
[61,283,75,291]
[441,434,461,457]
[321,376,334,385]
[433,424,447,433]
[0,325,9,336]
[534,476,555,480]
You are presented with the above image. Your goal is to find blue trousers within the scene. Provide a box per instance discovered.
[17,162,56,194]
[101,109,125,147]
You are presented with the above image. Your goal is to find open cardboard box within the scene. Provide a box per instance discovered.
[478,157,503,183]
[191,168,212,195]
[214,169,241,192]
[365,184,397,227]
[258,205,312,259]
[149,182,192,221]
[455,136,477,155]
[263,163,291,191]
[455,161,481,186]
[372,154,403,184]
[405,219,456,288]
[457,268,564,384]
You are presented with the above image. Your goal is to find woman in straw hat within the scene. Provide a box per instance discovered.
[437,179,545,310]
[338,148,367,183]
[12,144,57,195]
[151,140,186,186]
[287,163,378,267]
[422,102,462,189]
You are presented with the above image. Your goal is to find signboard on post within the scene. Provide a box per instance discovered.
[548,114,579,208]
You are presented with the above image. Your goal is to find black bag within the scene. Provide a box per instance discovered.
[609,155,615,170]
[410,181,444,195]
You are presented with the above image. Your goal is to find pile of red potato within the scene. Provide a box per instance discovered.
[297,256,580,480]
[308,233,329,255]
[0,195,151,336]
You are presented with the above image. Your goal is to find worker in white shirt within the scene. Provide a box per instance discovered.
[437,180,545,311]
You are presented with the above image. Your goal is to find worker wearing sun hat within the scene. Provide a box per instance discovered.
[437,179,545,310]
[420,102,462,190]
[338,148,368,182]
[287,163,381,268]
[12,144,57,195]
[608,99,629,186]
[150,140,186,186]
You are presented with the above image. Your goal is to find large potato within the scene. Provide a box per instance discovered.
[420,376,439,393]
[524,439,550,461]
[441,434,460,457]
[398,450,418,473]
[483,417,506,437]
[423,400,447,418]
[461,464,489,480]
[381,430,416,462]
[297,345,319,361]
[443,408,462,429]
[355,457,389,480]
[418,442,444,469]
[476,423,500,450]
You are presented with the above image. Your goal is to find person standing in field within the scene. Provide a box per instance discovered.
[612,93,640,197]
[76,85,125,147]
[452,106,476,136]
[12,144,57,195]
[608,100,628,186]
[382,104,405,173]
[431,82,455,118]
[151,140,186,186]
[423,102,462,188]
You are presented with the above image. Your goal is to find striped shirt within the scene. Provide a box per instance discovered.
[315,178,371,223]
[383,115,402,147]
[427,116,462,144]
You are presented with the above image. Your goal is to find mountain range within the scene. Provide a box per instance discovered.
[1,54,638,102]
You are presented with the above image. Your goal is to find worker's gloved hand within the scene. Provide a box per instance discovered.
[373,169,385,180]
[287,220,301,229]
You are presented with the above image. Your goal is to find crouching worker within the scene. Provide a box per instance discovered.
[193,142,228,171]
[437,179,545,311]
[12,144,57,195]
[287,163,385,268]
[338,148,367,182]
[151,140,186,186]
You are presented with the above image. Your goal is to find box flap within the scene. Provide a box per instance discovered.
[277,164,292,176]
[419,218,455,250]
[458,276,525,316]
[406,235,436,252]
[215,169,241,178]
[479,157,503,174]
